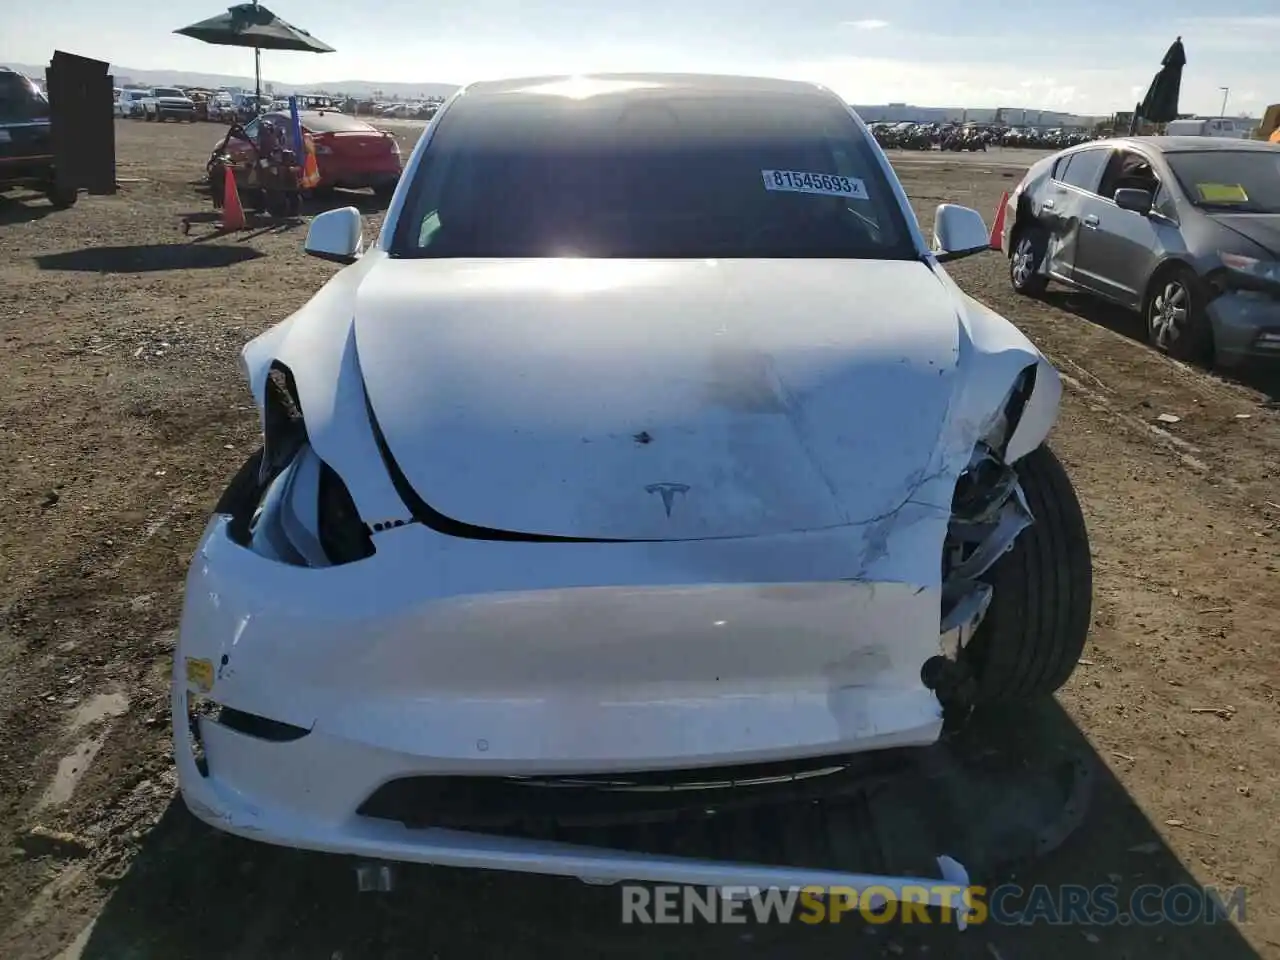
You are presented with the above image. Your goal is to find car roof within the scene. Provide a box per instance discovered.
[1097,136,1278,155]
[457,72,834,103]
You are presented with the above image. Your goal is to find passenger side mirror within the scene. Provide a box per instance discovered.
[932,204,991,263]
[304,207,364,264]
[1114,188,1153,215]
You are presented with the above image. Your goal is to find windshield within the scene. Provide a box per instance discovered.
[0,72,50,122]
[391,90,915,260]
[154,88,185,98]
[1167,150,1280,213]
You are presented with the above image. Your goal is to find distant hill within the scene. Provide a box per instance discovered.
[2,61,459,100]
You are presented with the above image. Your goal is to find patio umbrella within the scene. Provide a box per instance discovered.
[1129,36,1186,134]
[175,2,334,104]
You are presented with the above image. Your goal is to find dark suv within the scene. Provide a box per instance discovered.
[0,67,77,208]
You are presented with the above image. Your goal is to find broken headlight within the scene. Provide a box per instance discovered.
[260,365,307,485]
[247,444,373,567]
[317,459,375,564]
[240,363,373,566]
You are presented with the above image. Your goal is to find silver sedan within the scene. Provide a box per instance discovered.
[997,136,1280,368]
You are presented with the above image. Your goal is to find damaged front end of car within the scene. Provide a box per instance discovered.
[925,365,1040,725]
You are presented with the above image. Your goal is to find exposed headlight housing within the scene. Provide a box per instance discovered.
[229,362,374,567]
[245,444,374,567]
[260,365,307,485]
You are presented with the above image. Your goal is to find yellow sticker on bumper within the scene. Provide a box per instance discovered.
[185,657,215,693]
[1196,182,1249,203]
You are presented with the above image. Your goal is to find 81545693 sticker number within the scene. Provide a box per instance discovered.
[761,169,868,199]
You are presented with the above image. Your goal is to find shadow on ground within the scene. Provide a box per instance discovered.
[0,192,63,226]
[1041,289,1280,403]
[34,244,264,273]
[75,702,1260,960]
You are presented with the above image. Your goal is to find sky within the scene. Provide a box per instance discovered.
[8,0,1280,116]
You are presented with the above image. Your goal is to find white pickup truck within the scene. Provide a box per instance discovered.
[143,87,197,122]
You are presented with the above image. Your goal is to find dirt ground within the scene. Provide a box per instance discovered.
[1,119,1278,960]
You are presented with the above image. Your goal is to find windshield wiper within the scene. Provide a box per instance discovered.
[1199,202,1267,213]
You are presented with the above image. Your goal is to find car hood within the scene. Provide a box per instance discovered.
[352,257,969,541]
[156,96,193,104]
[1209,213,1280,258]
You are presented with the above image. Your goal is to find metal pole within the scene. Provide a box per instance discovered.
[1219,87,1230,117]
[253,0,261,107]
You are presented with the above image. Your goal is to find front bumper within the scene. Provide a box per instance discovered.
[324,169,400,190]
[1208,290,1280,366]
[174,510,975,908]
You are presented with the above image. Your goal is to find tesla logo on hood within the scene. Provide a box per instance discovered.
[645,482,689,517]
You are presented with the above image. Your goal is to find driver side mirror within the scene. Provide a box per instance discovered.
[932,204,991,263]
[304,207,364,264]
[1114,187,1154,215]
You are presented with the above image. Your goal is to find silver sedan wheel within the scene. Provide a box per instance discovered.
[1150,280,1188,349]
[1011,235,1036,287]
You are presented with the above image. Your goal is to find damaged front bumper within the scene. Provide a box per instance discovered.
[1207,289,1280,367]
[172,410,1044,925]
[173,505,1008,921]
[175,703,975,924]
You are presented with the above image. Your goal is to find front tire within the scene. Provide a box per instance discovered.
[1009,225,1049,296]
[1145,266,1213,363]
[965,444,1092,704]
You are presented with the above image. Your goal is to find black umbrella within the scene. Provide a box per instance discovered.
[175,2,334,104]
[1129,36,1186,134]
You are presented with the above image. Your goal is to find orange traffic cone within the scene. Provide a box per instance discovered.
[301,136,321,190]
[988,191,1008,250]
[221,165,246,231]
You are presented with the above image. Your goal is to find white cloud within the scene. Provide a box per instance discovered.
[763,52,1278,117]
[840,19,889,30]
[1173,17,1280,53]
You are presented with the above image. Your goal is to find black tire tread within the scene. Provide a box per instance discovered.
[969,443,1092,703]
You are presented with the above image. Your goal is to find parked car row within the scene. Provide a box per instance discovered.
[114,87,273,123]
[868,121,1101,152]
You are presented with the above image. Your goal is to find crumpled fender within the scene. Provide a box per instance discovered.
[933,268,1061,464]
[239,251,409,526]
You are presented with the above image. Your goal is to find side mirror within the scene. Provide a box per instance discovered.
[932,204,991,263]
[304,207,364,264]
[1114,187,1154,215]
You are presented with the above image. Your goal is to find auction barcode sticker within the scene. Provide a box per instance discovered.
[762,169,868,199]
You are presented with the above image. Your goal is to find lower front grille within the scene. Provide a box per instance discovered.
[356,753,924,875]
[359,753,911,831]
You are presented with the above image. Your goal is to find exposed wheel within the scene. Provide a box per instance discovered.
[1009,225,1049,296]
[964,444,1092,704]
[1145,265,1213,363]
[145,111,155,122]
[373,183,395,203]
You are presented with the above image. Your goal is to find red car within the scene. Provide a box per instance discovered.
[212,109,402,200]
